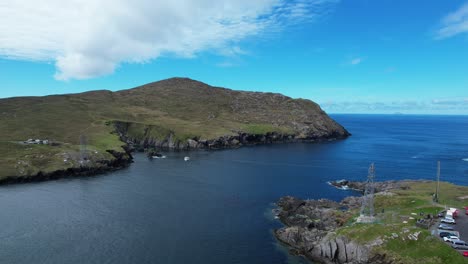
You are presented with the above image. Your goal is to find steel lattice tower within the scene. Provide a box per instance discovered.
[80,135,88,161]
[360,163,375,218]
[434,161,440,203]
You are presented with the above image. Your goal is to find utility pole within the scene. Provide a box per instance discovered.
[434,161,440,203]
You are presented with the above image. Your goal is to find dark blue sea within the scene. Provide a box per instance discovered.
[1,114,468,264]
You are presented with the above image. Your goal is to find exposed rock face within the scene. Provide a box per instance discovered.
[311,235,372,264]
[114,122,348,151]
[0,77,350,181]
[117,78,350,140]
[275,196,390,264]
[110,78,350,150]
[275,180,415,263]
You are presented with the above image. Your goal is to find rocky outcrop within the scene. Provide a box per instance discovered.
[114,121,349,151]
[275,180,416,263]
[274,195,391,264]
[0,148,133,185]
[311,234,373,264]
[0,77,350,180]
[329,180,412,193]
[111,78,351,151]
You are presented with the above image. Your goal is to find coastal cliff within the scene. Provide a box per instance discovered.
[0,77,349,182]
[111,77,349,150]
[275,196,377,264]
[274,180,468,264]
[114,122,346,151]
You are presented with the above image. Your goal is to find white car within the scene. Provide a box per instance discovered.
[438,224,454,230]
[452,241,468,250]
[443,235,460,242]
[441,218,456,224]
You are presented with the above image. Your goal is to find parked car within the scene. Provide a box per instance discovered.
[438,210,447,218]
[438,224,455,230]
[439,232,457,238]
[463,251,468,257]
[443,235,460,242]
[441,218,456,224]
[452,241,468,250]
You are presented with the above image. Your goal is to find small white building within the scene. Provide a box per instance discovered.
[24,139,49,145]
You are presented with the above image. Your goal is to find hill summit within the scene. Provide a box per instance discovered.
[0,78,349,181]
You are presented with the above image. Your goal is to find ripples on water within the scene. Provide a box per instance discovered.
[0,114,467,263]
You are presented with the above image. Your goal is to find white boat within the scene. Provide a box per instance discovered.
[184,156,190,161]
[152,155,166,159]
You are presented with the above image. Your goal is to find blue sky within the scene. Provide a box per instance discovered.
[1,0,468,114]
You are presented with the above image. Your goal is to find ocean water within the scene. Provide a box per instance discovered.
[0,114,467,264]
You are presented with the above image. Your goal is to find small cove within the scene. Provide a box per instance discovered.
[0,114,467,263]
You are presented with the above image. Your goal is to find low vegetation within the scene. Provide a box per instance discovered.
[337,181,468,263]
[0,78,347,180]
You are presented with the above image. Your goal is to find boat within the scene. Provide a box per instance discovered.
[151,153,166,159]
[184,156,190,161]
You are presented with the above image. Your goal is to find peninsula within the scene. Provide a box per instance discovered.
[275,180,468,263]
[0,78,349,183]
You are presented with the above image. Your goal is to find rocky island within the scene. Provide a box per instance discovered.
[275,180,468,263]
[0,77,349,183]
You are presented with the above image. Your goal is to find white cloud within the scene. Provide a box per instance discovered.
[432,97,468,105]
[435,3,468,39]
[350,58,362,65]
[0,0,338,80]
[321,98,468,114]
[385,67,396,73]
[216,61,237,68]
[341,56,364,66]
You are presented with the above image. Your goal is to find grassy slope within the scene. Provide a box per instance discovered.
[337,181,468,263]
[0,93,124,178]
[0,78,346,179]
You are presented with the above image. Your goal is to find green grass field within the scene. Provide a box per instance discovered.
[337,181,468,263]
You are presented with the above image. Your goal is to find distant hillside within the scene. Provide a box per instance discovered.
[0,78,349,181]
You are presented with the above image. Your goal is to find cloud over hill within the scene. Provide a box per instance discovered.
[0,0,337,80]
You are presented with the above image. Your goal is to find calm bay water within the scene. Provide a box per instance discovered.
[1,114,468,263]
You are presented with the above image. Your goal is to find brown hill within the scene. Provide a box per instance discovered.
[0,77,349,181]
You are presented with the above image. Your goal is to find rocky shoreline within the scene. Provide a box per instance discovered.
[0,77,351,184]
[0,129,348,185]
[0,149,133,185]
[114,121,350,151]
[328,179,410,193]
[274,180,412,264]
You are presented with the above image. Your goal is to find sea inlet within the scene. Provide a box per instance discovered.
[0,114,467,263]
